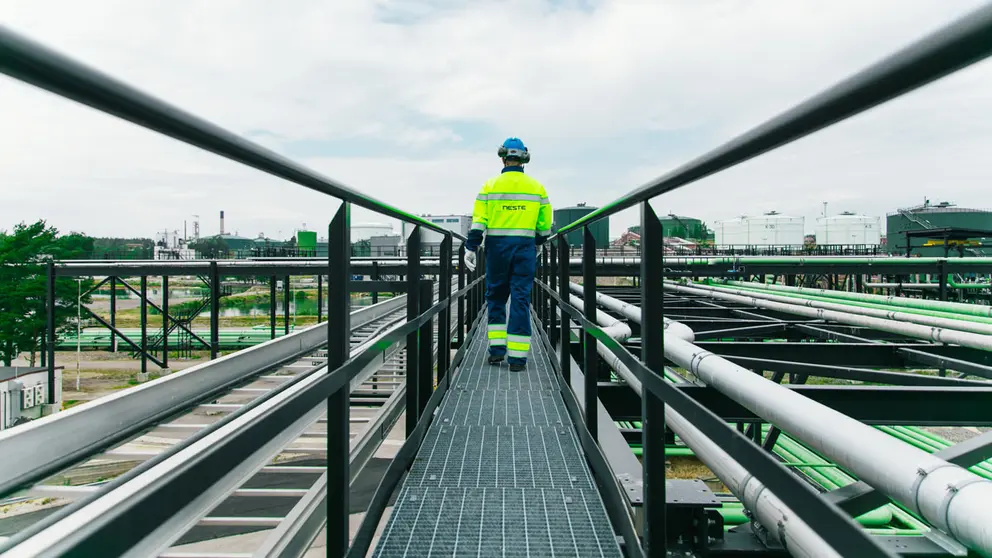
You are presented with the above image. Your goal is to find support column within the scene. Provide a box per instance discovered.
[210,262,219,360]
[140,275,148,374]
[372,261,380,305]
[46,260,56,404]
[110,276,118,353]
[283,275,290,335]
[641,202,667,556]
[270,276,276,339]
[326,204,351,557]
[317,274,323,324]
[162,275,169,368]
[405,227,421,437]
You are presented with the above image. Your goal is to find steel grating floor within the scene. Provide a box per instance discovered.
[373,315,622,557]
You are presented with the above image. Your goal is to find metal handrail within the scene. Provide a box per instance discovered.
[0,26,464,242]
[552,3,992,239]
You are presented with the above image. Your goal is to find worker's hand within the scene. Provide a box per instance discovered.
[465,250,477,272]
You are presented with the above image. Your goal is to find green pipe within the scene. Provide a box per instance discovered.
[716,507,749,525]
[881,426,992,479]
[668,256,992,266]
[720,279,992,317]
[772,435,895,527]
[714,280,992,324]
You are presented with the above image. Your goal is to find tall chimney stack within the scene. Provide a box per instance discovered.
[220,210,225,235]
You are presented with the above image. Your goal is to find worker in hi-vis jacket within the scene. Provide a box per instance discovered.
[464,137,553,372]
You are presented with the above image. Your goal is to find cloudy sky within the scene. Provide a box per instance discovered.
[2,0,991,241]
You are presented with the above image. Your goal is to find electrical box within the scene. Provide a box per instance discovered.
[22,386,35,409]
[34,384,45,405]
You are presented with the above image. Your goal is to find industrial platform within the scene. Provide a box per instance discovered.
[373,316,622,557]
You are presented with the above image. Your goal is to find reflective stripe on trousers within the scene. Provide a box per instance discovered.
[488,323,507,347]
[507,333,530,359]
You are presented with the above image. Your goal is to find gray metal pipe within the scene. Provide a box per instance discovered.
[567,282,695,341]
[578,286,992,554]
[666,408,841,558]
[669,282,992,352]
[571,291,837,556]
[662,326,992,554]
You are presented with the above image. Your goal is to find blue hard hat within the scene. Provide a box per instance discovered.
[498,137,530,163]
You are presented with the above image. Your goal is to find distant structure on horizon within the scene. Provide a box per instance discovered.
[714,211,804,247]
[815,212,881,245]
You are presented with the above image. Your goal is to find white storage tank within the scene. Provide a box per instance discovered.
[815,212,881,245]
[714,212,805,246]
[351,223,394,242]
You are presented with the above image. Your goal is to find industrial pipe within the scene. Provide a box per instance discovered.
[667,409,842,558]
[567,281,695,341]
[579,285,992,552]
[669,282,992,352]
[571,290,839,557]
[723,280,992,318]
[705,281,992,336]
[658,292,992,553]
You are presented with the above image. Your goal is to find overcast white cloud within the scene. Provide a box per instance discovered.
[2,0,991,241]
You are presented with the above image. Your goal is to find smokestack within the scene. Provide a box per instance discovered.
[220,210,225,235]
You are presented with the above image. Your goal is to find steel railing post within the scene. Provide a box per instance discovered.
[542,247,550,329]
[549,242,558,348]
[406,227,421,437]
[641,202,667,556]
[326,203,351,556]
[582,227,598,439]
[457,245,466,348]
[558,237,570,384]
[438,236,453,386]
[419,279,434,415]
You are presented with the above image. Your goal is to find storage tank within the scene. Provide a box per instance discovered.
[351,223,394,242]
[553,203,609,249]
[886,200,992,256]
[714,211,804,246]
[658,215,708,240]
[815,212,881,245]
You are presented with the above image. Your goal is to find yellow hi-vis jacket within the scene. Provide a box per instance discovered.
[470,169,552,243]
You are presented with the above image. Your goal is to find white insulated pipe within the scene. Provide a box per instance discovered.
[706,282,992,336]
[567,282,695,342]
[660,287,992,553]
[669,282,992,352]
[667,408,842,558]
[571,290,838,557]
[574,286,992,554]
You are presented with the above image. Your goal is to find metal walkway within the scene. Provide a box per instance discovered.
[373,317,622,557]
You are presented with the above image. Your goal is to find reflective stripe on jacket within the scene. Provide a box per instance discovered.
[470,168,552,241]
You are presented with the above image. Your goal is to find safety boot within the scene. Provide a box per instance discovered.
[488,355,504,366]
[509,362,526,372]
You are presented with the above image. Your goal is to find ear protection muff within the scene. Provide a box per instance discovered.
[497,145,531,164]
